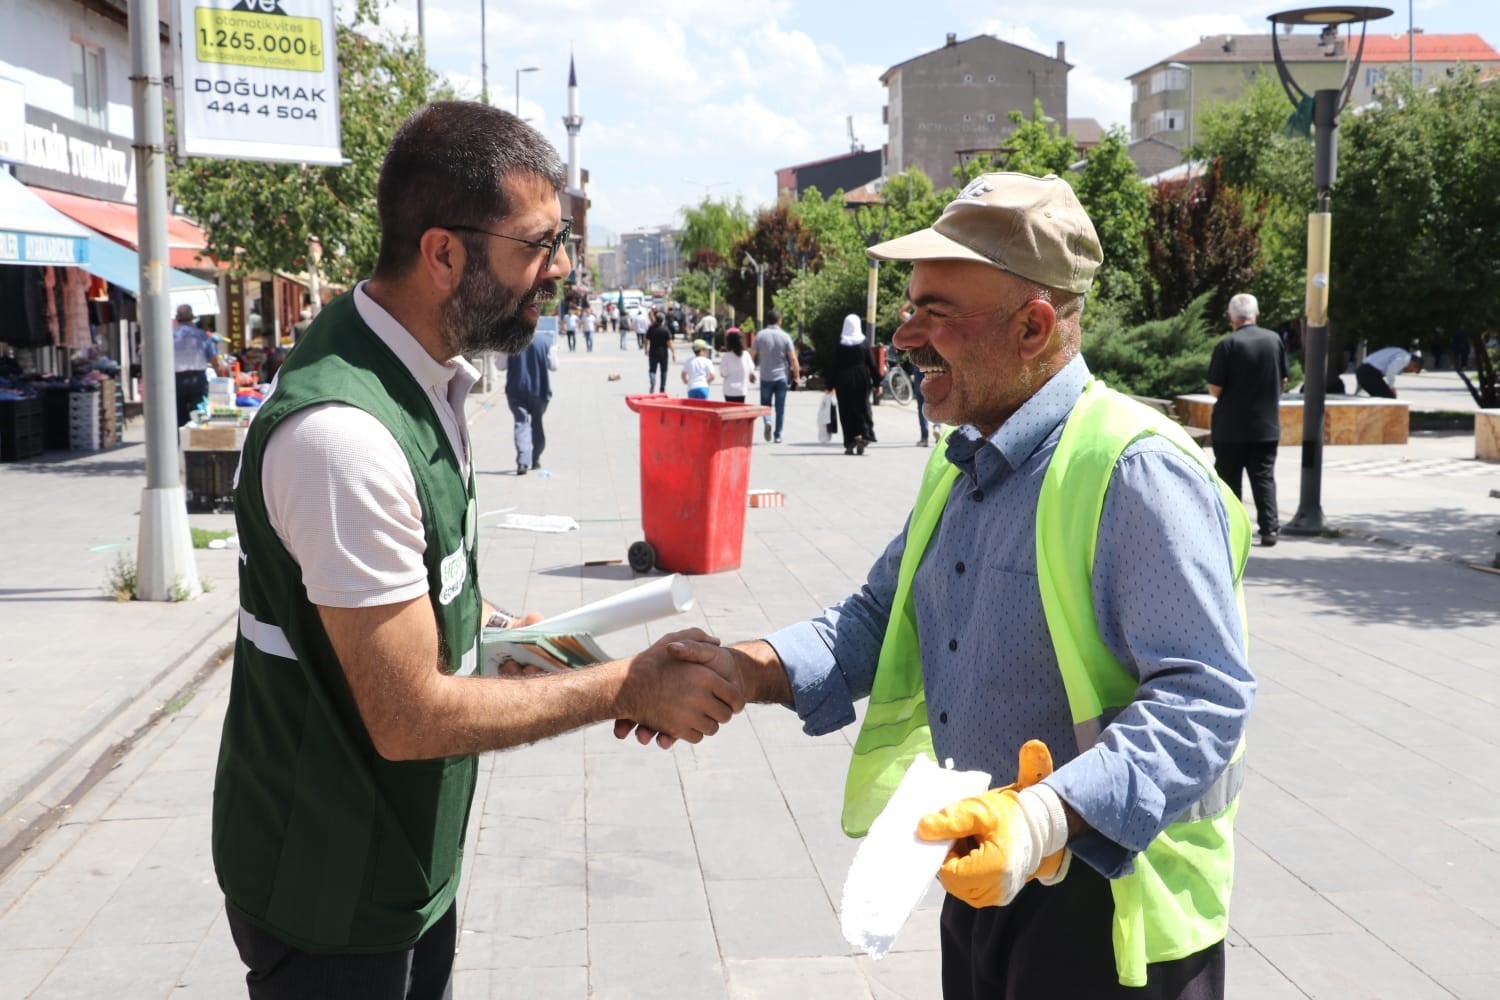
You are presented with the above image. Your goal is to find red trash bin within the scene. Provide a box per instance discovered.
[624,394,772,574]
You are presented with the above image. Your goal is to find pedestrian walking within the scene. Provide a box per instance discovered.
[171,304,218,426]
[631,172,1253,1000]
[644,310,675,392]
[1355,345,1421,398]
[829,313,878,455]
[718,330,755,403]
[582,308,596,352]
[751,309,799,443]
[633,308,649,349]
[564,309,578,351]
[215,101,742,1000]
[501,327,558,475]
[682,339,716,399]
[1208,292,1288,546]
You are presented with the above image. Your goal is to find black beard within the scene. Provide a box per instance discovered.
[443,248,555,355]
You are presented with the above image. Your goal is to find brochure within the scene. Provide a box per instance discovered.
[480,574,695,675]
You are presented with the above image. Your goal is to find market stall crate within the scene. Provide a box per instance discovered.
[0,396,44,462]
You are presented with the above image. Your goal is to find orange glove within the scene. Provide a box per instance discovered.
[915,740,1072,908]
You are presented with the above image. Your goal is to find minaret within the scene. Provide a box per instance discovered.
[563,52,583,194]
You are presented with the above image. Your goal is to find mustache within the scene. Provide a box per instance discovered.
[909,347,947,370]
[525,281,559,308]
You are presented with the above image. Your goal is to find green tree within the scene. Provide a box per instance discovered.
[677,197,753,261]
[1083,292,1218,399]
[1139,164,1264,324]
[1071,126,1150,311]
[171,1,445,283]
[1190,75,1311,331]
[1334,71,1500,405]
[724,203,814,326]
[997,101,1079,177]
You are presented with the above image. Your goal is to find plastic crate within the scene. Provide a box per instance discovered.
[0,397,44,462]
[184,449,240,513]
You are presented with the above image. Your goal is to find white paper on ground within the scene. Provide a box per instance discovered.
[840,755,992,960]
[495,513,579,533]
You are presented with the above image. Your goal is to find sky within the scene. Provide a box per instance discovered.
[353,0,1500,243]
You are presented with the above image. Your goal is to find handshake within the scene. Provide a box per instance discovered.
[607,628,750,750]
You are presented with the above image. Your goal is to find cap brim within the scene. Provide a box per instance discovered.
[867,226,994,266]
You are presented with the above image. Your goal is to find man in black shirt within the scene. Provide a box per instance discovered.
[643,311,675,393]
[1208,293,1288,546]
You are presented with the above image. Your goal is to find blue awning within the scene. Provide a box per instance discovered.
[81,233,221,315]
[0,170,92,266]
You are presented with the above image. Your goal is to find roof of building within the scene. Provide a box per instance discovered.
[1359,33,1499,63]
[1068,117,1103,145]
[777,149,881,174]
[882,33,1068,84]
[1135,31,1499,78]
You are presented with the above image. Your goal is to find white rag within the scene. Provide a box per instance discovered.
[840,755,991,959]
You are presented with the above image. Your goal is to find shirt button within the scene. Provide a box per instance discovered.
[955,561,966,575]
[939,711,948,724]
[948,638,958,652]
[971,490,985,502]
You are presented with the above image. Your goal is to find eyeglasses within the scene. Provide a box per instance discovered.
[443,217,573,269]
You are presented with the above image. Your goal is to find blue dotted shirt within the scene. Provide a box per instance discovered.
[766,355,1255,877]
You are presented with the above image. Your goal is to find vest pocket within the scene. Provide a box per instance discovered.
[369,755,477,909]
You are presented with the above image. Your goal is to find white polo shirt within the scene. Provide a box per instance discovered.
[261,283,479,609]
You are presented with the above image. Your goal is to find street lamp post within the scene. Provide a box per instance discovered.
[742,251,766,329]
[479,1,488,104]
[1269,5,1392,536]
[1166,61,1195,148]
[515,65,539,117]
[847,198,891,399]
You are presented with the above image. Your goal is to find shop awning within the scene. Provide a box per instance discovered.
[81,233,221,315]
[30,186,222,271]
[0,170,92,267]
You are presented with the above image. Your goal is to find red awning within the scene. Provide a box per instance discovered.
[30,187,224,271]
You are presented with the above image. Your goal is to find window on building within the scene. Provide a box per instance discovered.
[988,74,996,83]
[1148,109,1185,133]
[71,40,105,129]
[1365,67,1385,87]
[987,113,996,123]
[963,74,973,83]
[963,113,972,122]
[1151,67,1188,94]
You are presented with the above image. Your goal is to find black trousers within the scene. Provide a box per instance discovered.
[226,902,456,1000]
[940,864,1225,1000]
[1213,439,1280,538]
[1355,362,1396,398]
[174,369,208,427]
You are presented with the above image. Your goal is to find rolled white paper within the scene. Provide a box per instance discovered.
[840,754,992,960]
[525,574,695,638]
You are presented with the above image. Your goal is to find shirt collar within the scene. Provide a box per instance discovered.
[353,281,479,392]
[944,353,1091,475]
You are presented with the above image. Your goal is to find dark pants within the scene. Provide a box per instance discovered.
[1213,439,1280,538]
[913,368,930,443]
[1355,362,1396,398]
[940,864,1225,1000]
[648,356,669,393]
[226,902,456,1000]
[508,392,548,468]
[174,369,208,426]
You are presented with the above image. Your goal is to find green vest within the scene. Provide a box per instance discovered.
[213,292,483,953]
[843,378,1251,987]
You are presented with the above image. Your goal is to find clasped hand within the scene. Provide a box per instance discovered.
[613,630,746,747]
[915,740,1072,909]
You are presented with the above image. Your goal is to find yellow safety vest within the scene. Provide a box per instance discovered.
[842,378,1251,986]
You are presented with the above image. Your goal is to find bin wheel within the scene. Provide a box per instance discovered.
[627,540,656,574]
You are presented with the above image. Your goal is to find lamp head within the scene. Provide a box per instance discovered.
[1266,6,1393,28]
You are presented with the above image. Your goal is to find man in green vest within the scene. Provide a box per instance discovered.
[214,101,744,999]
[625,173,1255,997]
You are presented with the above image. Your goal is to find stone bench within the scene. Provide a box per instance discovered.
[1478,409,1500,462]
[1175,394,1409,446]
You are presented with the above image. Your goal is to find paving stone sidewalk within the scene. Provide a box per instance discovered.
[2,344,1497,998]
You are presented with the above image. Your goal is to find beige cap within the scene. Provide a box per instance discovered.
[868,172,1102,294]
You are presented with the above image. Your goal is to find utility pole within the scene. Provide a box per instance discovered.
[130,0,200,600]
